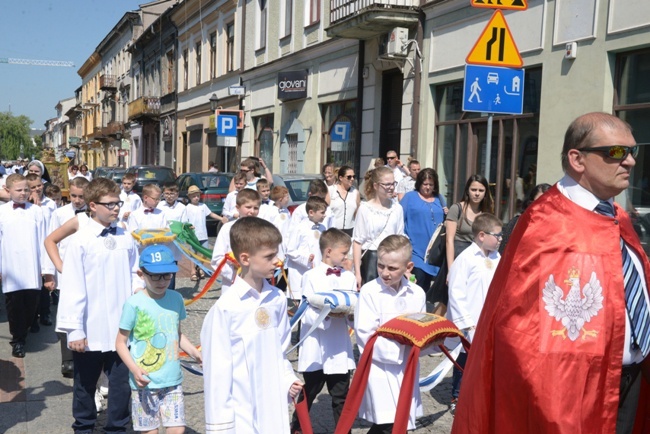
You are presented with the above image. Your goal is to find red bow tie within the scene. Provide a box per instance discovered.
[326,267,341,277]
[144,208,154,214]
[13,203,25,209]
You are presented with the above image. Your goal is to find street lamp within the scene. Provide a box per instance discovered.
[209,93,219,111]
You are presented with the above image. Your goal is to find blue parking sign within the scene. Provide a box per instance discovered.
[331,121,351,141]
[462,64,525,115]
[217,115,238,137]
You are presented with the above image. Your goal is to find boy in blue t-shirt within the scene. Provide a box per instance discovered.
[116,245,201,433]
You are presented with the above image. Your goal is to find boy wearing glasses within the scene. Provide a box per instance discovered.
[446,213,502,414]
[127,184,168,233]
[116,244,201,434]
[57,178,143,433]
[157,182,187,223]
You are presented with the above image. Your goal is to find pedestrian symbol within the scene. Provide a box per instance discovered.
[468,78,482,103]
[466,10,523,68]
[471,0,528,11]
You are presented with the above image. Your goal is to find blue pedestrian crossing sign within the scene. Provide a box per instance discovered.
[216,114,238,137]
[462,64,525,115]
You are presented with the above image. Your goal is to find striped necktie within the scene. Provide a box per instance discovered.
[596,200,650,356]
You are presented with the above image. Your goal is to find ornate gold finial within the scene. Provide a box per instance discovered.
[568,266,580,279]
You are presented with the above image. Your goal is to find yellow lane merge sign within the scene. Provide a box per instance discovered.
[471,0,528,10]
[466,10,523,68]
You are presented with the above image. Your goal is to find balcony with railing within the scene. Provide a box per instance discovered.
[102,121,125,138]
[327,0,420,39]
[128,97,161,120]
[100,74,117,91]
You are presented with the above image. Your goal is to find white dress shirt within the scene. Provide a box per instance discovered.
[186,203,212,241]
[126,206,168,233]
[298,263,357,374]
[285,219,325,299]
[354,277,427,429]
[56,218,142,351]
[447,242,500,343]
[558,174,650,365]
[222,190,238,221]
[201,278,298,433]
[0,201,52,293]
[289,203,335,229]
[211,220,237,292]
[157,200,188,223]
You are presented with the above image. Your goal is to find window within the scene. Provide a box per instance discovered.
[183,49,189,90]
[258,0,267,50]
[226,22,235,72]
[210,32,217,79]
[615,49,650,254]
[323,100,357,169]
[195,42,202,86]
[254,115,274,172]
[281,0,292,37]
[308,0,320,26]
[166,51,174,94]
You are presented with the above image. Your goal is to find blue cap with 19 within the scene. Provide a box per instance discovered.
[140,244,179,274]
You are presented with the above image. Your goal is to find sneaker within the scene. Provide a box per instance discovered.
[449,398,458,415]
[95,389,105,413]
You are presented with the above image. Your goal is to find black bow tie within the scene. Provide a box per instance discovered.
[100,226,117,237]
[326,267,341,277]
[144,208,154,214]
[13,203,25,209]
[75,208,86,214]
[262,199,270,205]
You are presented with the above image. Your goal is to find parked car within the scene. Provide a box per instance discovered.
[271,173,323,214]
[124,165,177,195]
[106,167,127,185]
[92,166,113,179]
[177,172,234,227]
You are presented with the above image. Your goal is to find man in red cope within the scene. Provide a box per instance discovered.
[452,112,650,434]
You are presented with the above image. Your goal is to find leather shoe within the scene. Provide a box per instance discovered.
[40,315,52,326]
[12,343,25,358]
[61,360,74,378]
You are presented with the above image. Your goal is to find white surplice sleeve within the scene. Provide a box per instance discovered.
[57,237,88,342]
[211,225,234,283]
[201,305,236,434]
[276,294,300,394]
[447,256,474,331]
[38,208,55,275]
[301,272,331,331]
[285,227,311,270]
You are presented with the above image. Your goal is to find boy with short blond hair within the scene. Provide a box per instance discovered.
[127,183,168,233]
[186,185,221,281]
[116,244,201,434]
[222,172,247,222]
[289,179,333,228]
[118,173,142,227]
[201,217,303,433]
[157,182,187,223]
[285,196,328,300]
[0,174,54,358]
[446,212,502,413]
[354,235,427,433]
[291,228,357,433]
[256,178,275,222]
[210,189,261,293]
[56,177,142,433]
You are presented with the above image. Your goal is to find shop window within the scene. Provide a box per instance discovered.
[322,100,357,170]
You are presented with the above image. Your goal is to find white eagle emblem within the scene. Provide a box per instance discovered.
[542,267,604,341]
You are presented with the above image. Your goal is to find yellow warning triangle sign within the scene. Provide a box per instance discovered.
[466,10,523,68]
[471,0,528,11]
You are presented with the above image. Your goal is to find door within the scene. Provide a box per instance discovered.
[379,69,404,158]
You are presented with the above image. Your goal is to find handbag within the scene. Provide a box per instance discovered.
[426,223,446,267]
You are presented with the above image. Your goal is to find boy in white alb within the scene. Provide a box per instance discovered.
[56,178,143,433]
[157,182,187,223]
[446,213,502,414]
[0,174,54,358]
[354,235,428,433]
[185,185,221,281]
[210,189,261,293]
[127,184,168,233]
[289,178,335,229]
[201,217,303,433]
[291,228,357,433]
[46,176,90,377]
[256,178,275,222]
[118,173,143,228]
[284,196,327,301]
[221,172,246,222]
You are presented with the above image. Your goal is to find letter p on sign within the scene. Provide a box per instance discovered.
[217,114,238,137]
[331,121,351,141]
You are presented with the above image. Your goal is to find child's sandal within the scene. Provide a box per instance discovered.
[191,274,199,281]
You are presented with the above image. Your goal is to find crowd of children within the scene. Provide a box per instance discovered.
[0,158,507,433]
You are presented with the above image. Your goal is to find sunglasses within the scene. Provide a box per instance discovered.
[387,156,396,160]
[578,145,638,160]
[345,175,355,180]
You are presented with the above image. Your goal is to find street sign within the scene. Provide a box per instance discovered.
[330,121,351,141]
[471,0,527,11]
[466,10,523,68]
[462,64,525,115]
[216,115,238,137]
[229,85,245,96]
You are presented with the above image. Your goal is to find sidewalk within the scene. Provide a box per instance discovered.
[0,257,455,433]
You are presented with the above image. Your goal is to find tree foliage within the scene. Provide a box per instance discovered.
[0,112,40,160]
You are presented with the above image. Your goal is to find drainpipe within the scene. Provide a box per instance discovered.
[410,9,425,158]
[237,0,247,170]
[355,40,364,179]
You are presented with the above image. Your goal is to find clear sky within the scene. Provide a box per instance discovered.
[0,1,145,128]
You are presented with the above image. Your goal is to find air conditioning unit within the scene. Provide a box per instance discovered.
[386,27,408,56]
